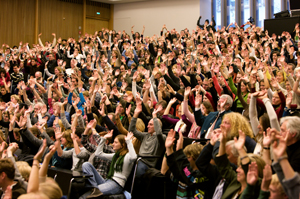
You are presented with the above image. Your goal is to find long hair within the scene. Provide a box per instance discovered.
[62,129,73,148]
[223,112,254,139]
[115,135,128,156]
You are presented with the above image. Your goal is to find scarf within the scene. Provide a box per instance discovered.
[107,151,126,179]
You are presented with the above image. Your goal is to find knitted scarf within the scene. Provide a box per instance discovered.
[107,151,126,179]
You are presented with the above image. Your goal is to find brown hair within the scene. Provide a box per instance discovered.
[115,135,128,156]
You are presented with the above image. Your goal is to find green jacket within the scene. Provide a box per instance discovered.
[214,154,250,199]
[240,182,267,199]
[228,77,249,109]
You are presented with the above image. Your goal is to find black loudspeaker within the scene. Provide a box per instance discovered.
[274,10,290,18]
[290,0,300,10]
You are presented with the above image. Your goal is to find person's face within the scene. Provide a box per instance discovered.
[269,184,286,199]
[53,105,60,115]
[259,81,265,91]
[234,58,241,65]
[72,79,77,86]
[241,82,247,93]
[136,75,142,82]
[1,88,6,95]
[197,77,202,85]
[200,104,207,115]
[13,66,18,73]
[236,74,242,82]
[34,105,41,113]
[272,92,281,106]
[246,94,251,105]
[286,81,291,92]
[117,103,124,114]
[272,54,278,60]
[31,60,36,65]
[258,117,264,135]
[220,117,231,134]
[48,54,54,60]
[276,72,283,83]
[112,138,123,151]
[0,73,4,77]
[120,66,125,73]
[186,155,196,169]
[287,65,294,74]
[54,68,59,75]
[11,97,17,104]
[202,80,209,90]
[3,114,9,122]
[13,132,20,142]
[147,119,155,134]
[236,165,246,183]
[280,121,293,144]
[225,145,237,165]
[61,137,67,146]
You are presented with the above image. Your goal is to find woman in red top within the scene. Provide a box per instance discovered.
[0,68,10,87]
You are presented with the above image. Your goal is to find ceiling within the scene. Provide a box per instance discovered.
[91,0,184,4]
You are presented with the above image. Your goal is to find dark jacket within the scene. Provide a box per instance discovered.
[195,109,232,138]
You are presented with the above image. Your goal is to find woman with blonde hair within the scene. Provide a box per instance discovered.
[214,130,266,199]
[220,112,256,153]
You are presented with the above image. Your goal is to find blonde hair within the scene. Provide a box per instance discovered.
[183,143,204,160]
[271,174,285,194]
[136,118,145,132]
[62,129,73,148]
[39,181,63,199]
[0,130,5,141]
[223,112,254,139]
[18,192,49,199]
[237,153,266,178]
[16,161,31,181]
[11,94,21,103]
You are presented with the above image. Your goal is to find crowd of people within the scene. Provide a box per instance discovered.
[0,14,300,199]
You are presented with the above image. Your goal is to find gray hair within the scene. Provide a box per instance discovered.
[280,116,300,140]
[226,140,247,158]
[220,94,233,108]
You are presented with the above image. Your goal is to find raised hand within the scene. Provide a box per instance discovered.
[261,164,272,191]
[126,104,132,116]
[152,105,163,117]
[104,130,113,139]
[234,130,246,151]
[247,162,258,185]
[166,84,175,95]
[176,130,184,151]
[86,119,96,130]
[55,127,64,141]
[165,129,175,148]
[210,129,221,146]
[195,94,202,108]
[169,97,177,105]
[272,132,288,158]
[125,132,134,141]
[98,103,106,116]
[34,139,47,161]
[263,128,272,148]
[45,144,57,160]
[184,86,191,99]
[134,94,142,115]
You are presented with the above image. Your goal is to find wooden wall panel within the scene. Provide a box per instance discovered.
[0,0,112,46]
[0,0,35,47]
[86,2,110,20]
[86,18,108,34]
[39,0,83,42]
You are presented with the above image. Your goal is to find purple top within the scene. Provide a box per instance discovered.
[162,114,193,137]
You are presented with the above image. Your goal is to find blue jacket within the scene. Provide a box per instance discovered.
[47,111,71,127]
[68,92,86,115]
[194,109,231,138]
